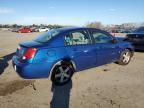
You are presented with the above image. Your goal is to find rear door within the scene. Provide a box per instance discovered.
[90,29,120,66]
[64,29,96,70]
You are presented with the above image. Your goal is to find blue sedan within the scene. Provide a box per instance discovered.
[12,27,134,85]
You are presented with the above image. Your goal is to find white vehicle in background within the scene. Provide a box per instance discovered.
[38,27,50,32]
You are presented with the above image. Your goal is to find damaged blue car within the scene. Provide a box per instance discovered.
[12,27,134,85]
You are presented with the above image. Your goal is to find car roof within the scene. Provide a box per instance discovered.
[57,27,101,32]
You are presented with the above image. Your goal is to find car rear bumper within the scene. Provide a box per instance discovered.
[12,56,53,79]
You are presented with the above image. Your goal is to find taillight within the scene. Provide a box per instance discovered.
[22,48,37,60]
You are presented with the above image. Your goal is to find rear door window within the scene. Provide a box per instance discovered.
[65,30,91,45]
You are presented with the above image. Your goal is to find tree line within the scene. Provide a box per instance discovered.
[0,22,144,30]
[86,21,144,31]
[0,24,65,29]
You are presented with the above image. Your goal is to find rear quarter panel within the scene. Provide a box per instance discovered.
[33,34,69,65]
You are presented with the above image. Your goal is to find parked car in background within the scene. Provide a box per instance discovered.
[126,26,144,50]
[30,27,39,32]
[12,27,134,85]
[38,27,49,32]
[11,28,20,32]
[111,29,131,33]
[18,27,32,33]
[8,28,13,31]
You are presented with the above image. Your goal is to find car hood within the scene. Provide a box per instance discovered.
[19,39,63,48]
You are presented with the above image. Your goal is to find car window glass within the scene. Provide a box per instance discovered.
[92,31,113,43]
[65,30,91,45]
[34,29,61,43]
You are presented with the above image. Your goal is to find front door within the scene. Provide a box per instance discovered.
[90,30,120,66]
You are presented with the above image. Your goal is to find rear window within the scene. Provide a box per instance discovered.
[65,30,91,45]
[34,29,61,43]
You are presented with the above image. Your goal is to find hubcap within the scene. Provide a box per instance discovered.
[122,51,130,63]
[54,65,71,83]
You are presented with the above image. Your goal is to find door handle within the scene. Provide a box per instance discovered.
[73,48,77,51]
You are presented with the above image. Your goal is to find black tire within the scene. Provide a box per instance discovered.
[117,49,132,65]
[51,62,74,86]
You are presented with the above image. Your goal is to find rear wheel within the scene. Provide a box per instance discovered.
[117,49,132,65]
[51,62,74,86]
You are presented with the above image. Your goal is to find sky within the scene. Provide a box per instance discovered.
[0,0,144,26]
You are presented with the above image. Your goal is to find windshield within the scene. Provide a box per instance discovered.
[34,29,61,43]
[133,27,144,33]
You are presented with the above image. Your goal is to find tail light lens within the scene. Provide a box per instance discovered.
[22,47,37,60]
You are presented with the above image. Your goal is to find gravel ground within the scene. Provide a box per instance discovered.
[0,31,144,108]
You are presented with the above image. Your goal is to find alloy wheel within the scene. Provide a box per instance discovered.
[54,65,71,83]
[122,51,131,63]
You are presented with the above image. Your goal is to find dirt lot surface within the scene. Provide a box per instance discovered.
[0,31,144,108]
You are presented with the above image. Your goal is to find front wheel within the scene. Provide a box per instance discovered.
[51,62,74,86]
[117,49,132,65]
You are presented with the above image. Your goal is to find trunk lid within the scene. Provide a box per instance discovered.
[16,40,44,61]
[19,40,44,48]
